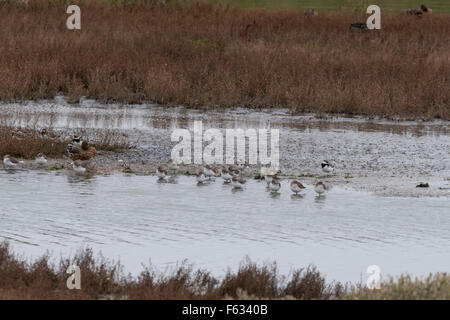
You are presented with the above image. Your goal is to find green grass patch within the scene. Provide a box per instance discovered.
[209,0,450,13]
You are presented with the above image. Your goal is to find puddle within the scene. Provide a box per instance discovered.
[1,170,449,283]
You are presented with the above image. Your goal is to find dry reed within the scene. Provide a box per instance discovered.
[1,241,448,300]
[0,1,448,119]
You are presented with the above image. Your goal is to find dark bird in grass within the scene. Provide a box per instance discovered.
[350,22,368,31]
[406,4,433,16]
[304,9,318,17]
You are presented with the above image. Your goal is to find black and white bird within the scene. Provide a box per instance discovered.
[67,136,83,156]
[321,160,334,173]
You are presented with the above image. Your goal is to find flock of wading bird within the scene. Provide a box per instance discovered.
[2,134,335,197]
[2,134,98,175]
[155,160,335,198]
[304,4,433,31]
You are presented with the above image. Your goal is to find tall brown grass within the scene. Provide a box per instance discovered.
[1,241,448,300]
[0,125,131,159]
[0,126,68,159]
[0,241,344,299]
[0,1,449,119]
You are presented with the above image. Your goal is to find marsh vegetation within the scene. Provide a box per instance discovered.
[0,1,449,119]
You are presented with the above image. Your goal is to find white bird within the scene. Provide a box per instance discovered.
[72,135,83,147]
[156,165,168,180]
[3,155,23,169]
[290,180,305,194]
[264,175,273,186]
[203,165,215,179]
[314,181,327,196]
[167,159,179,172]
[221,167,233,183]
[72,161,86,175]
[321,160,334,173]
[35,153,47,166]
[196,172,208,184]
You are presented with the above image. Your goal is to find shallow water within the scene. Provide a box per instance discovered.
[1,170,449,283]
[1,100,449,136]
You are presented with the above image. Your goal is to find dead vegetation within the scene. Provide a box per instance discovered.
[0,242,344,300]
[0,1,448,119]
[0,126,131,160]
[1,241,448,300]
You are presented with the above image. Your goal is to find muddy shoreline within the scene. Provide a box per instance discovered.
[2,100,448,198]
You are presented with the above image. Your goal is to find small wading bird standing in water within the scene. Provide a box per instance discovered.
[72,160,86,175]
[203,165,216,180]
[35,153,47,166]
[167,159,179,173]
[290,180,306,195]
[196,171,208,184]
[231,175,246,189]
[3,155,23,169]
[221,167,233,183]
[315,181,327,196]
[269,178,281,193]
[156,165,168,180]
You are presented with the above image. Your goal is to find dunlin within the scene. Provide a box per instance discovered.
[269,179,281,193]
[72,161,86,175]
[290,180,305,194]
[203,165,215,179]
[167,159,179,172]
[3,155,22,169]
[156,165,168,180]
[238,161,252,176]
[314,181,327,196]
[212,166,221,177]
[35,153,47,166]
[231,175,246,189]
[264,174,273,186]
[221,167,233,183]
[196,172,208,184]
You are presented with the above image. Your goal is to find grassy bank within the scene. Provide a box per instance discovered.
[0,1,449,119]
[0,242,449,299]
[209,0,450,13]
[0,125,130,159]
